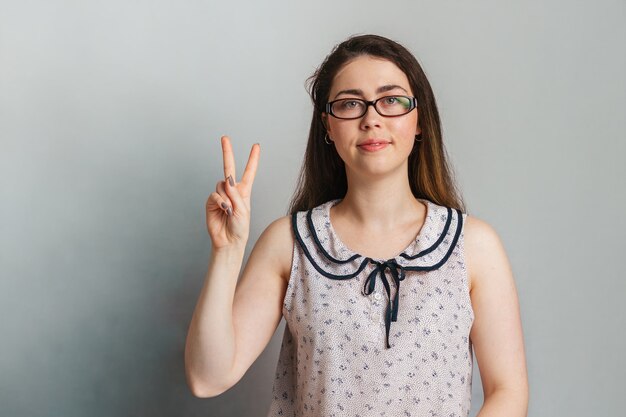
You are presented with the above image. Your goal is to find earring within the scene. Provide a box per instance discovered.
[415,134,423,142]
[324,133,333,145]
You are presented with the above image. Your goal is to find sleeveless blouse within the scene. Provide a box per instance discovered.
[267,198,474,417]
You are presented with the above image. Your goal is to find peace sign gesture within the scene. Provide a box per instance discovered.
[206,136,260,250]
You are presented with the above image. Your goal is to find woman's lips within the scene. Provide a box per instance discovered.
[357,141,390,152]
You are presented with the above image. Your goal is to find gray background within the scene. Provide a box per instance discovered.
[1,0,624,416]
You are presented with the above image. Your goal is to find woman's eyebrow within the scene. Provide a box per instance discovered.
[333,84,408,99]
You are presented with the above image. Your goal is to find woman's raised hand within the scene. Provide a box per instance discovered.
[206,136,260,250]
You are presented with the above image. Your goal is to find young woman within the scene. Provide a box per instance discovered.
[185,34,529,416]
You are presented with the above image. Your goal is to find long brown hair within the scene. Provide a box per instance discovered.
[288,34,466,214]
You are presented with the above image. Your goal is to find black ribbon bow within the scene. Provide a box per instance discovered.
[363,259,407,349]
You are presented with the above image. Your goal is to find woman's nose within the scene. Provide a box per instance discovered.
[360,104,382,129]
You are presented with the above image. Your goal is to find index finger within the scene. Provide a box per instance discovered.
[240,143,260,189]
[221,135,236,181]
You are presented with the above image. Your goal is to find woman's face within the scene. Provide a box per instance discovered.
[323,55,421,180]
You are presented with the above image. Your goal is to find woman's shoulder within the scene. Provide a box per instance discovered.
[260,202,327,242]
[258,215,293,247]
[252,215,294,281]
[463,214,501,244]
[463,214,511,293]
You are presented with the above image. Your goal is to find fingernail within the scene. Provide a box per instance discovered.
[227,175,234,187]
[220,202,232,217]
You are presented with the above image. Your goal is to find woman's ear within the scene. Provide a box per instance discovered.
[415,122,422,136]
[321,113,330,132]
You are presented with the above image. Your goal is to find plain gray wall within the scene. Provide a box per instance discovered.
[1,0,624,416]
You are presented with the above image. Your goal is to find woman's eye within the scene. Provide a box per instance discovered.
[343,100,360,109]
[384,97,398,105]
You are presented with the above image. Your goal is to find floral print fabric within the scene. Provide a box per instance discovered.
[267,199,474,417]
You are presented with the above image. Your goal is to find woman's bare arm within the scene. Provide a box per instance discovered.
[184,216,292,397]
[184,136,293,397]
[465,215,529,416]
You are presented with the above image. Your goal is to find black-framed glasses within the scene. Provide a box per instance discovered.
[325,95,417,120]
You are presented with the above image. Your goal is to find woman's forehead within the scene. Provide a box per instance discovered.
[330,56,412,97]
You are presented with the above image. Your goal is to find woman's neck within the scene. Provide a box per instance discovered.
[333,169,424,231]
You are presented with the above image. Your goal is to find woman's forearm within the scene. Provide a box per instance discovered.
[184,245,246,397]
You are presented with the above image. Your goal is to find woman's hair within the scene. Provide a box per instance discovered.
[288,34,466,214]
